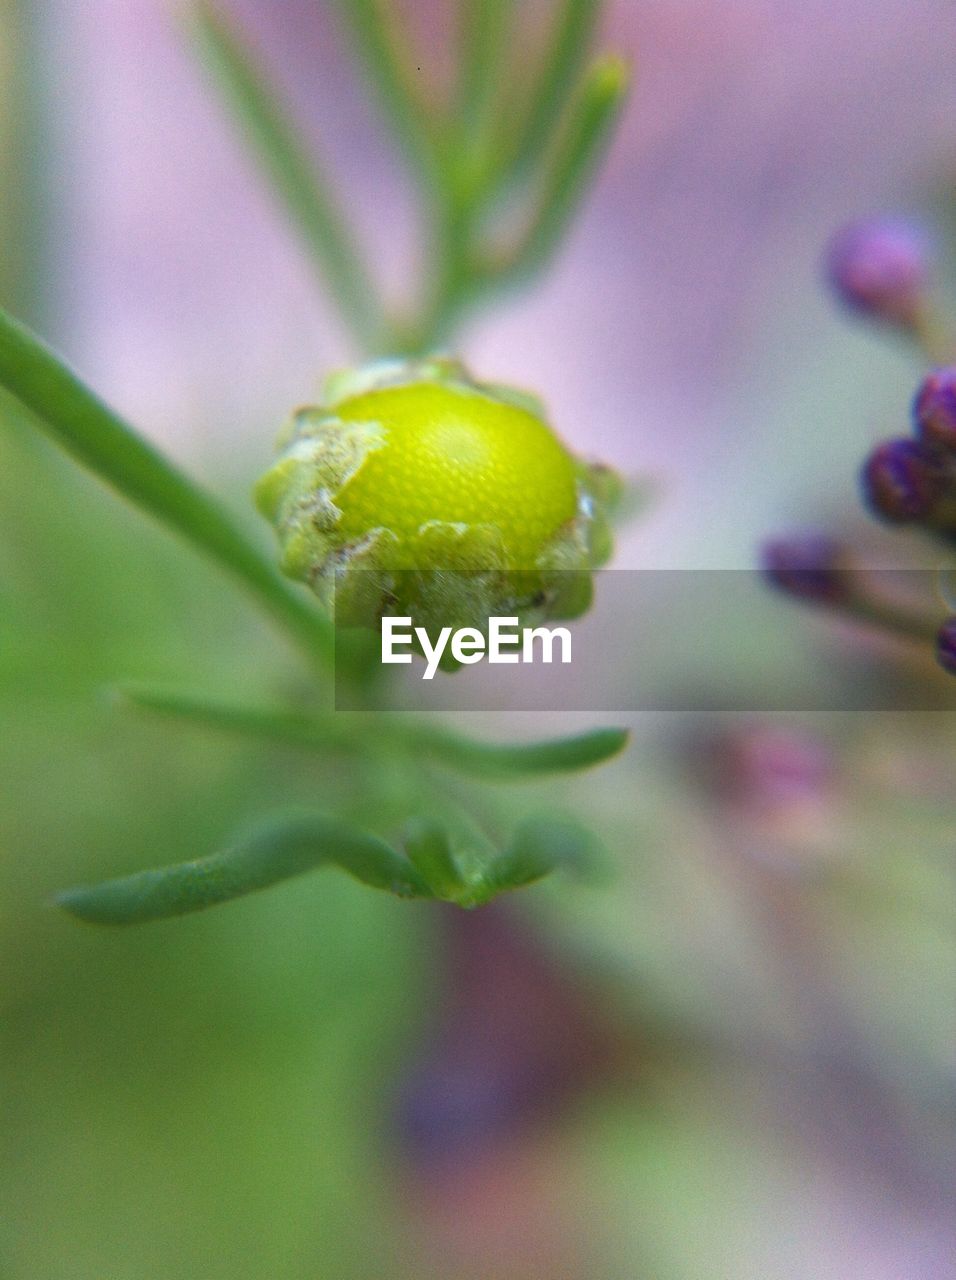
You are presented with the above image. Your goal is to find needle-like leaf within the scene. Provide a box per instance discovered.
[0,306,334,666]
[410,722,630,778]
[57,813,432,925]
[497,55,629,287]
[456,0,513,143]
[464,813,604,902]
[115,683,355,750]
[116,682,629,779]
[403,817,468,898]
[190,2,382,351]
[500,0,602,186]
[330,0,438,175]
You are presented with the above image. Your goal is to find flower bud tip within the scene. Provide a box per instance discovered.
[825,217,930,328]
[913,367,956,453]
[861,438,944,524]
[761,534,846,603]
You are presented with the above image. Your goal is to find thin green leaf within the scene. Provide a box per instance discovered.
[400,811,598,907]
[0,306,334,666]
[57,813,432,925]
[116,683,629,780]
[483,814,603,895]
[495,55,629,287]
[190,2,382,351]
[331,0,438,176]
[411,723,630,778]
[115,683,356,751]
[456,0,513,144]
[499,0,601,187]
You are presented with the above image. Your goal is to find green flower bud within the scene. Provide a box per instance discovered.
[255,357,617,644]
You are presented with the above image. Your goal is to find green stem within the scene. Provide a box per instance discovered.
[0,306,334,667]
[190,2,382,351]
[117,683,357,750]
[400,53,629,353]
[455,0,513,147]
[411,189,477,352]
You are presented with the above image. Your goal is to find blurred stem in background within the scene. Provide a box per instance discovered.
[0,0,50,326]
[190,0,629,357]
[191,4,386,352]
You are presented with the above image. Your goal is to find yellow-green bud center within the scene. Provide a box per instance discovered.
[333,381,578,569]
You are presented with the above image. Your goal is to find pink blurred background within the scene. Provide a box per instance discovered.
[45,0,956,572]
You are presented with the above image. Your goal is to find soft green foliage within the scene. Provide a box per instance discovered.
[0,0,631,923]
[0,308,334,667]
[57,814,434,923]
[499,0,602,185]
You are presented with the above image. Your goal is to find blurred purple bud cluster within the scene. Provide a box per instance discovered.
[831,223,956,678]
[766,223,956,681]
[825,217,931,330]
[861,369,956,536]
[703,722,837,849]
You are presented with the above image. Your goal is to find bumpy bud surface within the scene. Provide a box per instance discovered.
[256,358,617,640]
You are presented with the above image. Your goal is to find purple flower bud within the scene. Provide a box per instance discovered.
[861,438,944,523]
[935,617,956,675]
[913,367,956,452]
[761,534,846,603]
[825,218,930,327]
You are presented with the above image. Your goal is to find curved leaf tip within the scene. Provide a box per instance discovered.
[56,813,432,925]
